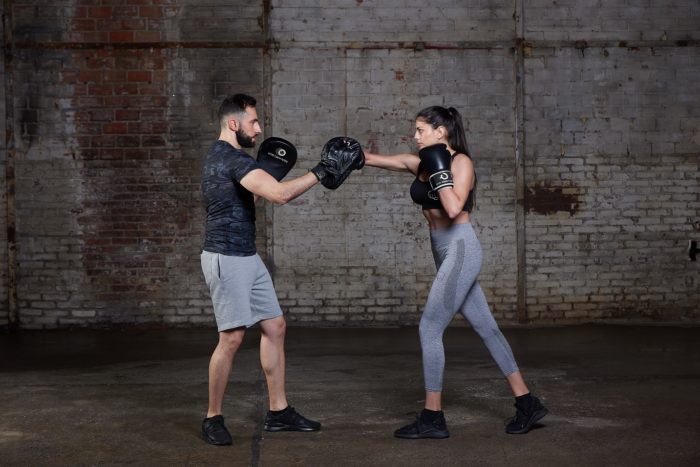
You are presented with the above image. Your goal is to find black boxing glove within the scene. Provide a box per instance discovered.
[257,137,298,181]
[420,143,453,192]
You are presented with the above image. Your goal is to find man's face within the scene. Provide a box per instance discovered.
[232,107,262,148]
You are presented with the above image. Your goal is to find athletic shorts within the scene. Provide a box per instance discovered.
[200,251,283,331]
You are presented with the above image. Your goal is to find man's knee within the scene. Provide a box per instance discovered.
[218,328,245,352]
[262,316,286,340]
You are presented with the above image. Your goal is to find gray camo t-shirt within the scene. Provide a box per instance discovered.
[201,140,259,256]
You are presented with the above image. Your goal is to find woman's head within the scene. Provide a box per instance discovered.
[414,106,469,155]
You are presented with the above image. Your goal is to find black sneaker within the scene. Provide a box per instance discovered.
[264,406,321,432]
[505,395,548,434]
[394,411,450,439]
[202,415,233,445]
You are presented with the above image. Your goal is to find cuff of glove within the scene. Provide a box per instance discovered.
[429,171,454,191]
[310,164,327,182]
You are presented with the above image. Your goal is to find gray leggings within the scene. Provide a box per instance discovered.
[420,222,519,392]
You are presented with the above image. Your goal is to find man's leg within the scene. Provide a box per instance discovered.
[258,316,288,411]
[208,327,246,417]
[202,327,245,445]
[258,315,321,432]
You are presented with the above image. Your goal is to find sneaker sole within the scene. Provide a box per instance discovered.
[505,407,549,435]
[203,434,232,446]
[394,430,450,440]
[264,424,320,432]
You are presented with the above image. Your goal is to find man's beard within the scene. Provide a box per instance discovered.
[236,129,256,148]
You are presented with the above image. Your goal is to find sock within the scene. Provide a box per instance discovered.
[269,406,290,415]
[420,408,443,423]
[515,393,534,408]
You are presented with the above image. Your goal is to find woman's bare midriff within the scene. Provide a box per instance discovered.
[422,209,470,231]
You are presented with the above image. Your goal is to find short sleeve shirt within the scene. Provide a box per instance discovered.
[201,140,259,256]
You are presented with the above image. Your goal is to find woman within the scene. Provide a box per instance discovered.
[364,106,547,438]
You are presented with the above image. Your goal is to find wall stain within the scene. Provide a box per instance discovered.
[525,181,580,216]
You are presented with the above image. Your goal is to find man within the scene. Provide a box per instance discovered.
[199,94,363,445]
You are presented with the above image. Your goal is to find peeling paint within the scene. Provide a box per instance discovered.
[525,182,580,216]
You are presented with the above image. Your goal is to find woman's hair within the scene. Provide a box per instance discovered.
[415,106,470,156]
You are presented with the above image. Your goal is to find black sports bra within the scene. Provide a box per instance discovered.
[409,154,476,212]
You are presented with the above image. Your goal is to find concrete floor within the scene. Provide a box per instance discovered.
[1,323,699,466]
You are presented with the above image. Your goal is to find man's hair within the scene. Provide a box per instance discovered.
[218,94,256,124]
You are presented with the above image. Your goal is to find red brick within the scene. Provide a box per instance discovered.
[74,31,110,42]
[103,70,127,83]
[87,84,113,95]
[138,84,165,95]
[109,31,134,42]
[88,109,113,122]
[121,19,146,30]
[103,122,128,134]
[72,19,96,31]
[115,57,140,69]
[116,136,141,147]
[142,135,166,147]
[150,70,167,82]
[115,109,140,121]
[89,7,113,18]
[124,149,150,159]
[114,83,139,95]
[142,57,166,70]
[113,6,139,17]
[127,71,152,82]
[78,70,102,83]
[59,70,80,84]
[146,19,165,30]
[85,56,115,69]
[91,136,116,148]
[140,109,164,121]
[139,6,163,18]
[151,122,168,133]
[133,31,161,42]
[127,122,151,134]
[99,149,125,160]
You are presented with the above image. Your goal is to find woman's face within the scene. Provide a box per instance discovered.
[413,118,445,150]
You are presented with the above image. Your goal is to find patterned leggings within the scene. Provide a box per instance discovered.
[419,222,519,392]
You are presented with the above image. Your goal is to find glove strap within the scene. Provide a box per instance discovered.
[310,164,328,182]
[429,170,454,191]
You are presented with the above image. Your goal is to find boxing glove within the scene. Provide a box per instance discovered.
[419,144,453,191]
[257,137,298,181]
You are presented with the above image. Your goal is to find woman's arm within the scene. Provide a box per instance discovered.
[437,154,474,218]
[364,151,421,174]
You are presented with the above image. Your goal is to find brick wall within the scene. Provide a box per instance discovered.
[0,13,6,328]
[1,1,698,329]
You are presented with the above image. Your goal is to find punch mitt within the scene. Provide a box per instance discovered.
[257,137,298,181]
[310,136,365,190]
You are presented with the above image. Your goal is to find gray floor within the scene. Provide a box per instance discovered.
[1,323,699,466]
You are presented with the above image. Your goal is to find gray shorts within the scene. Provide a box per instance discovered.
[200,251,283,331]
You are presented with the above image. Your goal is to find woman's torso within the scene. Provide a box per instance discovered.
[410,153,474,230]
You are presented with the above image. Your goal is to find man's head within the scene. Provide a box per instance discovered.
[218,94,261,148]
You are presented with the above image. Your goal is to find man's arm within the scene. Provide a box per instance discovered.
[240,168,319,205]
